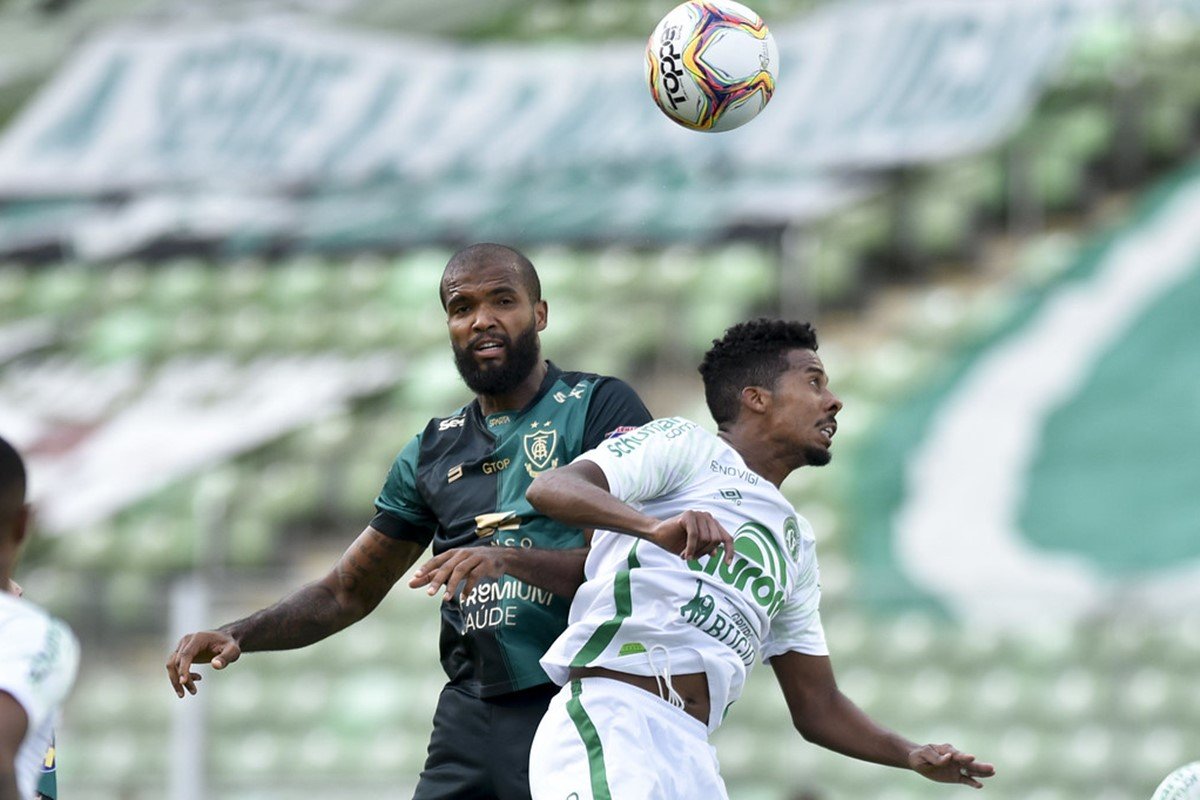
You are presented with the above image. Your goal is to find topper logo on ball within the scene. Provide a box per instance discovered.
[645,0,779,132]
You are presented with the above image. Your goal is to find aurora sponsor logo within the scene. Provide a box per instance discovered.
[687,521,788,615]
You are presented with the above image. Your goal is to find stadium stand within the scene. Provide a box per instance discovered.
[1,4,1198,800]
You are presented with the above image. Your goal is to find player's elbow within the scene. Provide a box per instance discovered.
[525,471,559,512]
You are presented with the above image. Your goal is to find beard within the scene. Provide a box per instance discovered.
[452,324,541,397]
[803,444,832,467]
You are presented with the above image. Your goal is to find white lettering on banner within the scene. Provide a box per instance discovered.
[0,1,1115,194]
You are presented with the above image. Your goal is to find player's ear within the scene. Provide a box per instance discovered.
[10,503,30,548]
[739,385,771,415]
[534,299,548,332]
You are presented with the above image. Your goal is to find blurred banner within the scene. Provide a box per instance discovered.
[0,352,403,531]
[0,2,1092,191]
[0,0,1113,254]
[853,162,1200,625]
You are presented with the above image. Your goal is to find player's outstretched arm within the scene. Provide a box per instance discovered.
[409,546,590,602]
[167,527,424,697]
[526,461,733,562]
[0,692,29,800]
[770,651,995,789]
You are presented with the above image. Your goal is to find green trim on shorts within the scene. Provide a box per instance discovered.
[570,542,640,667]
[566,679,612,800]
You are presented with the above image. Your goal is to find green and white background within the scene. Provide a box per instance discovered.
[1,1,1198,798]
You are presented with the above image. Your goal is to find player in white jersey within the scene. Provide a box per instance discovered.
[524,320,996,798]
[0,436,80,800]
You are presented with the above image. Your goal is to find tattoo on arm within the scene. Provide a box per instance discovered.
[223,529,423,652]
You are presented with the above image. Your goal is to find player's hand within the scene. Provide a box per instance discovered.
[909,743,995,788]
[409,547,512,603]
[648,510,735,564]
[166,631,242,698]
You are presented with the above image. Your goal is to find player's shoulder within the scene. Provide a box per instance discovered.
[0,594,79,661]
[600,416,714,455]
[551,368,633,397]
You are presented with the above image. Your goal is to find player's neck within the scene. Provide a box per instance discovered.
[717,427,791,488]
[476,360,549,417]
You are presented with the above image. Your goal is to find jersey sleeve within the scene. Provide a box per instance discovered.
[580,377,653,451]
[371,434,438,547]
[0,614,80,734]
[576,417,707,505]
[761,544,829,660]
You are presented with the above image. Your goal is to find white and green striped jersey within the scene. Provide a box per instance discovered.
[0,593,79,800]
[539,417,828,734]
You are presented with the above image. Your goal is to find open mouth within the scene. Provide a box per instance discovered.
[473,338,507,357]
[818,422,837,443]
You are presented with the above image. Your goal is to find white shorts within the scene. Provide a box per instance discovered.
[529,677,729,800]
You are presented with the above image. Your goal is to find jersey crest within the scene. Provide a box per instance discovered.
[523,423,559,477]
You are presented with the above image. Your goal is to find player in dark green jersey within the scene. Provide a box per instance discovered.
[166,244,651,800]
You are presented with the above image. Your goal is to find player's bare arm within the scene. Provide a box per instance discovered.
[0,692,29,800]
[770,651,995,788]
[409,546,589,602]
[167,527,424,698]
[526,460,734,562]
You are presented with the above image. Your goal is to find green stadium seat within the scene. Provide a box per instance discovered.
[0,264,28,313]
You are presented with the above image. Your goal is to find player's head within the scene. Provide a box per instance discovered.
[441,243,547,397]
[699,319,842,466]
[0,435,31,574]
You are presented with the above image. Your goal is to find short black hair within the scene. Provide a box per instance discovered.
[0,435,27,528]
[440,243,541,308]
[698,319,819,425]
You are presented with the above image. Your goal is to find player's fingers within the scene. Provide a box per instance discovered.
[175,642,199,695]
[421,553,461,596]
[460,570,484,604]
[409,552,451,588]
[443,559,477,602]
[694,514,724,559]
[211,641,241,670]
[166,648,187,697]
[680,513,704,560]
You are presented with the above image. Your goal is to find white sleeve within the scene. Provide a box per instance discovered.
[761,538,829,660]
[575,417,708,505]
[0,613,80,732]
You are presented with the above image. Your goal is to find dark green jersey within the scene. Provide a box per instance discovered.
[372,362,651,697]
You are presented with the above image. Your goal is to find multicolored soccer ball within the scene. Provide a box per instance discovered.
[645,0,779,132]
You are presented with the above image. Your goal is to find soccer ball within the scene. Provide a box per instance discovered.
[645,0,780,132]
[1153,762,1200,800]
